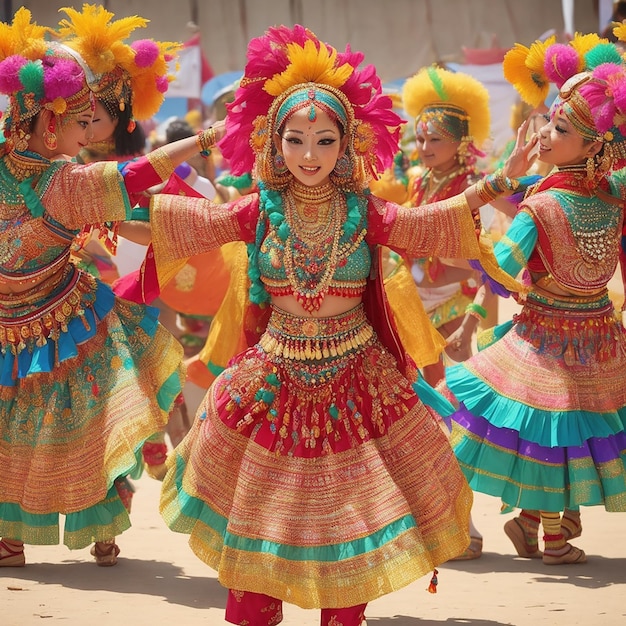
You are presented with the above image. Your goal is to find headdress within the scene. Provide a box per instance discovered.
[219,24,403,191]
[402,66,491,146]
[0,8,92,153]
[503,32,626,171]
[401,65,491,165]
[57,4,180,123]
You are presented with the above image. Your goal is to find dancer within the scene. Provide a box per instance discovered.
[154,25,522,624]
[446,34,626,565]
[0,8,215,567]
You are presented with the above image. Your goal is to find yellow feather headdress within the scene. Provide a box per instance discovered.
[402,65,490,147]
[58,4,180,121]
[502,36,556,107]
[0,7,52,63]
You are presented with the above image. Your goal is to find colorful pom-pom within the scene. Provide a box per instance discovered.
[18,60,45,101]
[0,55,29,94]
[155,74,169,94]
[43,57,84,100]
[544,43,580,88]
[132,39,159,68]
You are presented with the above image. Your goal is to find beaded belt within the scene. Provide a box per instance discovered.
[0,269,97,354]
[258,304,374,361]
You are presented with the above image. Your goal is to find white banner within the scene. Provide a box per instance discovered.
[166,45,202,99]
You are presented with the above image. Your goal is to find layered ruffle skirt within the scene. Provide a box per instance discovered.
[0,268,184,548]
[447,289,626,512]
[160,304,471,609]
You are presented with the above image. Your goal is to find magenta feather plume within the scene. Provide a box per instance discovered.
[132,40,159,68]
[220,24,403,178]
[544,43,580,88]
[0,55,28,93]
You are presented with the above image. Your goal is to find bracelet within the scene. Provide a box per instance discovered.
[196,127,216,157]
[465,302,487,320]
[475,169,519,203]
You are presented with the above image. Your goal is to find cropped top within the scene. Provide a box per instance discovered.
[258,227,371,300]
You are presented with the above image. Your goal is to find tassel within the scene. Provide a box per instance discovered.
[427,568,438,594]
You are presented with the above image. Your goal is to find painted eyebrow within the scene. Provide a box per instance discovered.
[283,128,338,135]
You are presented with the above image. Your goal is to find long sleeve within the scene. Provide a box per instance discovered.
[493,209,538,278]
[149,192,259,287]
[367,193,525,295]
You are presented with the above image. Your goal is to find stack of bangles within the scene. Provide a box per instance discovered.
[474,169,519,203]
[196,126,217,158]
[465,302,487,321]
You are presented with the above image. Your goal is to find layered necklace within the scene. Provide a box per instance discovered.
[420,164,470,202]
[282,180,346,312]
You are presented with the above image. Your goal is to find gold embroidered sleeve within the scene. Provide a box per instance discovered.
[369,193,525,295]
[150,193,258,287]
[387,194,480,259]
[43,161,129,228]
[146,148,175,181]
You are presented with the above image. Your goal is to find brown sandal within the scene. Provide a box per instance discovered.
[504,518,542,558]
[543,544,586,565]
[90,540,120,567]
[0,539,25,567]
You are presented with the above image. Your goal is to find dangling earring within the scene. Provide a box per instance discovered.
[273,152,288,174]
[332,154,353,178]
[585,155,596,182]
[43,118,58,151]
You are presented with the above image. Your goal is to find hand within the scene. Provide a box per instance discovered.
[444,325,473,362]
[502,116,539,180]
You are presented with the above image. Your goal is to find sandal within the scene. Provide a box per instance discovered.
[0,539,25,567]
[543,544,586,565]
[449,536,483,561]
[90,540,120,567]
[504,518,542,558]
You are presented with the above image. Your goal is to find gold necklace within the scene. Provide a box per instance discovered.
[423,165,467,201]
[4,150,49,181]
[282,186,346,312]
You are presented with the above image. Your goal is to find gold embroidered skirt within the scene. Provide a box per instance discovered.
[161,304,471,608]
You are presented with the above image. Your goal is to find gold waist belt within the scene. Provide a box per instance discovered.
[258,304,374,361]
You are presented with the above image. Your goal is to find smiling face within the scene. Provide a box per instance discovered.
[275,105,347,186]
[537,106,601,167]
[414,122,461,172]
[55,109,95,157]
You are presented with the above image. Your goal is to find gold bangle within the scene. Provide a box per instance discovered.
[196,127,216,154]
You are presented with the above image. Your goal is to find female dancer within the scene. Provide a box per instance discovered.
[446,34,626,565]
[0,8,218,567]
[402,64,495,387]
[154,25,522,624]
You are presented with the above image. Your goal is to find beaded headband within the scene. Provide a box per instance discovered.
[416,103,470,142]
[276,84,349,132]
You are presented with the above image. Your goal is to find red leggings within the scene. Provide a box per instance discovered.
[226,589,367,625]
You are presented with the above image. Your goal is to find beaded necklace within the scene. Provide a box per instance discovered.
[420,164,471,202]
[283,181,346,312]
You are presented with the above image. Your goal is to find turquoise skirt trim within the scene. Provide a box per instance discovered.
[163,455,419,563]
[447,365,626,447]
[0,483,130,548]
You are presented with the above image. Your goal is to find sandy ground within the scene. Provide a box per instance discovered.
[4,291,626,625]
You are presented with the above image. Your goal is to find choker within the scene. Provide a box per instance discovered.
[290,180,335,204]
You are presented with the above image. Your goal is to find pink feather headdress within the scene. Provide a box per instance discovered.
[219,25,403,189]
